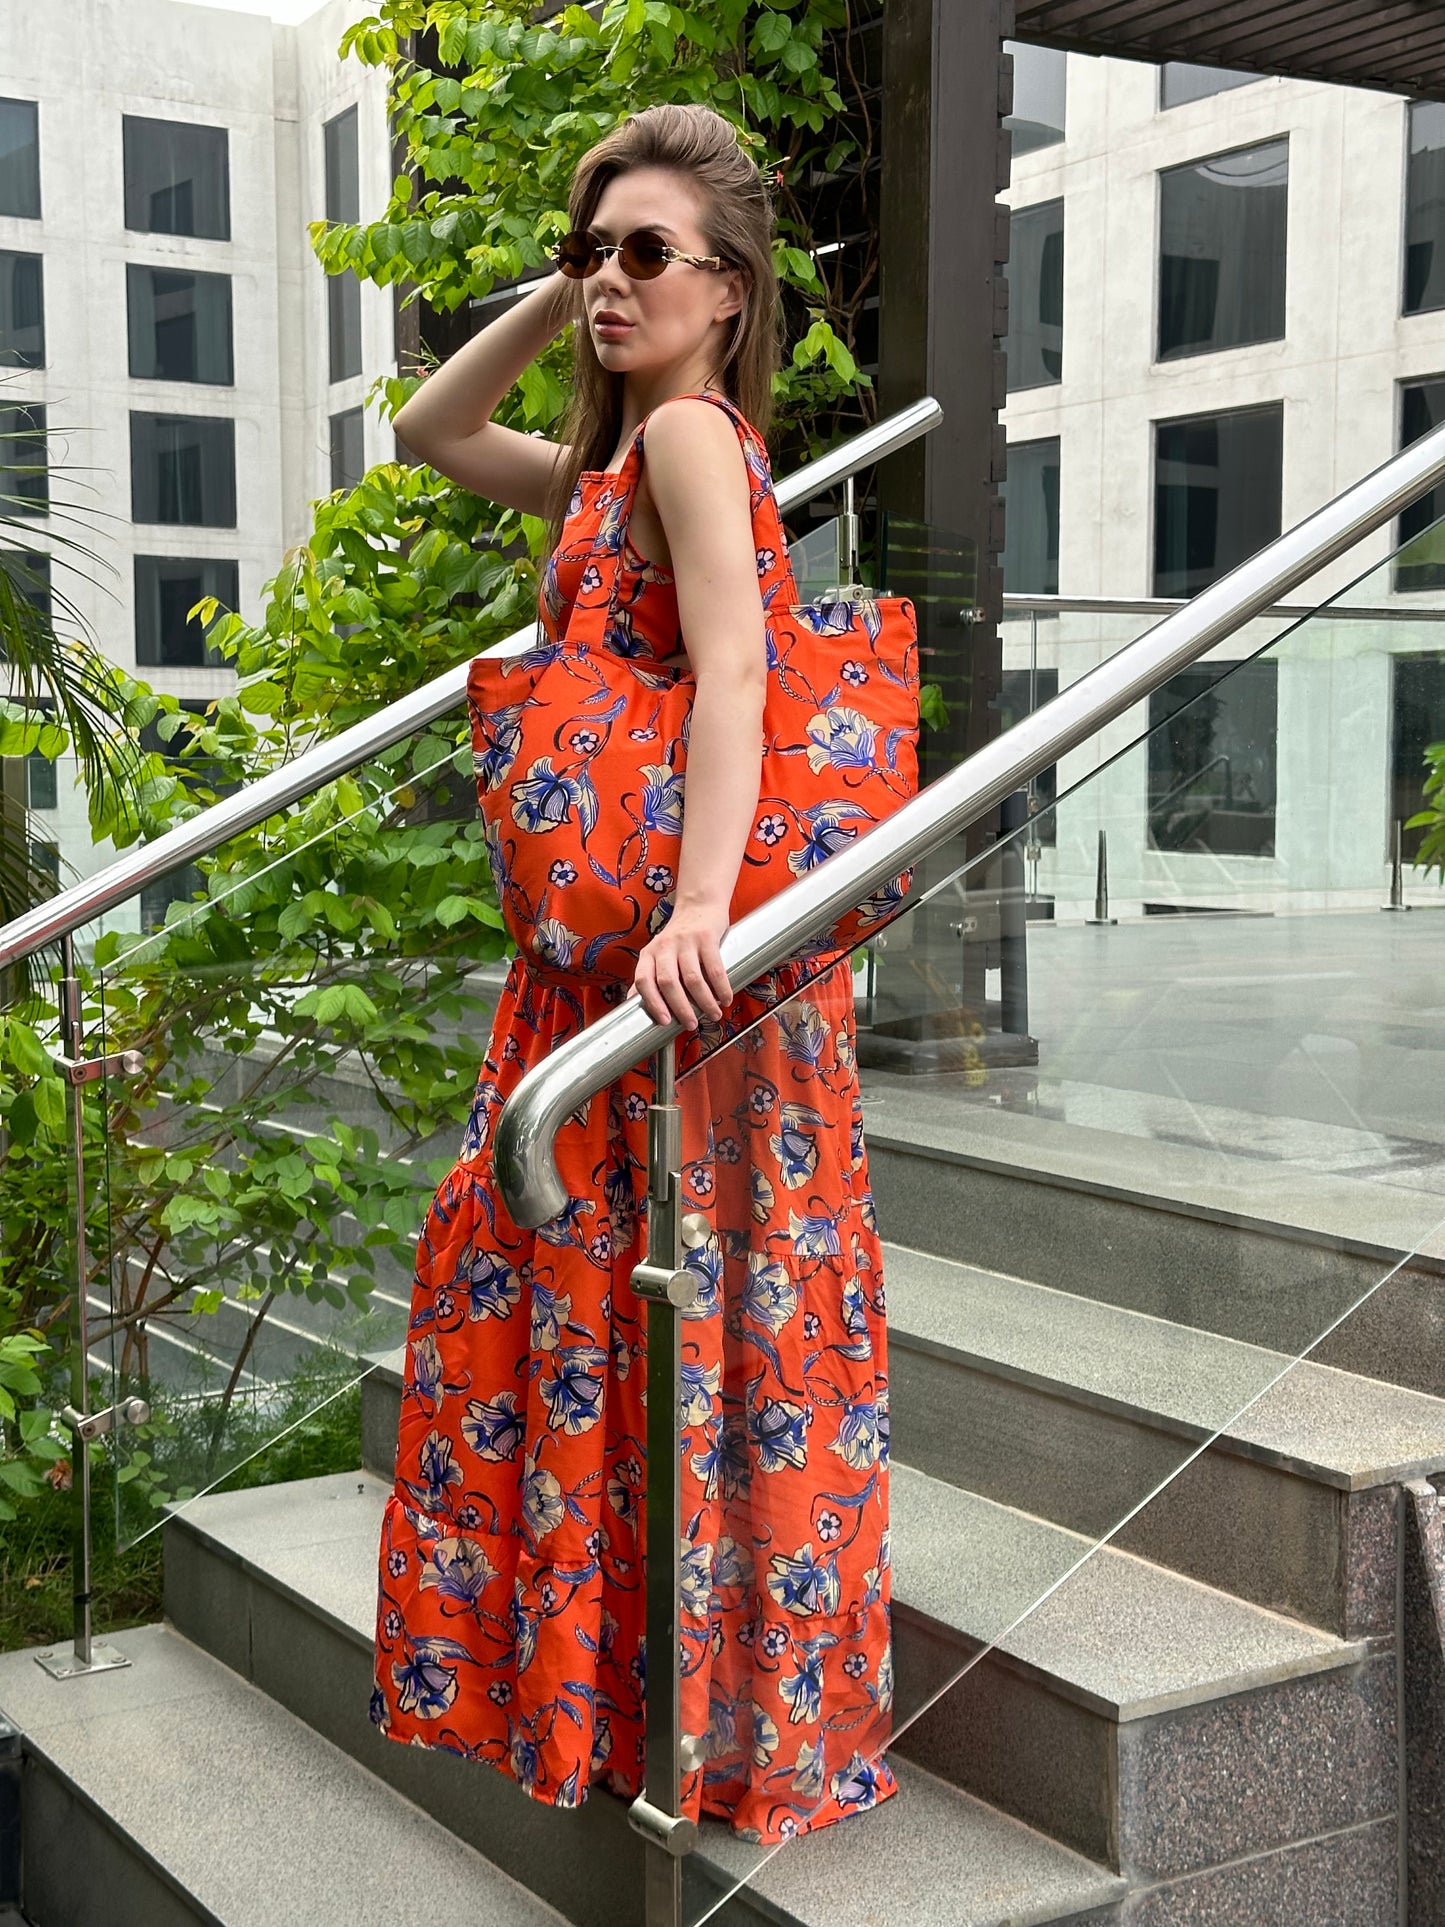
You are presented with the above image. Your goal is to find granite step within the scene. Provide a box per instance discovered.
[884,1241,1445,1631]
[0,1623,566,1927]
[156,1469,1124,1927]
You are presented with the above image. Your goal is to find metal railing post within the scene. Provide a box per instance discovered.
[626,1042,703,1927]
[1383,817,1411,913]
[1087,830,1117,926]
[998,790,1030,1037]
[35,936,149,1683]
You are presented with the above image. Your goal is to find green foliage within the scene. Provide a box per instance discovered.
[1406,740,1445,878]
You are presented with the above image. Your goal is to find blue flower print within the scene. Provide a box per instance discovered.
[841,659,869,687]
[779,1631,838,1725]
[690,1408,751,1503]
[510,757,599,836]
[607,1455,643,1526]
[786,802,873,878]
[521,1458,565,1541]
[548,858,577,886]
[679,1232,721,1323]
[830,1751,886,1812]
[539,1344,608,1435]
[713,1534,754,1594]
[391,1641,460,1719]
[876,1644,895,1712]
[841,1274,872,1354]
[751,1169,777,1226]
[741,1254,797,1335]
[458,1243,520,1323]
[640,763,685,836]
[755,545,776,577]
[789,1209,842,1259]
[644,864,674,893]
[529,1278,572,1352]
[795,598,856,638]
[779,1001,827,1070]
[755,812,788,847]
[531,918,583,972]
[418,1534,500,1611]
[805,707,878,778]
[766,1543,842,1617]
[510,1589,540,1673]
[749,1706,780,1769]
[580,561,603,594]
[510,1730,541,1793]
[461,1391,525,1463]
[679,1358,721,1428]
[749,1385,809,1473]
[770,1103,824,1190]
[472,703,525,791]
[829,1396,883,1470]
[416,1429,463,1512]
[410,1333,443,1409]
[791,1736,826,1800]
[679,1540,714,1618]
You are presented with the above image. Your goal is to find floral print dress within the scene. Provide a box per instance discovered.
[371,389,896,1845]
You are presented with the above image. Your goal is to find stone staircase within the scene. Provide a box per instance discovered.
[4,1109,1445,1924]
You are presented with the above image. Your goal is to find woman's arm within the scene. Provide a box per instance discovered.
[630,399,769,1031]
[393,270,578,516]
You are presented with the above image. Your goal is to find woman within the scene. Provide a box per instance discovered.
[371,103,895,1845]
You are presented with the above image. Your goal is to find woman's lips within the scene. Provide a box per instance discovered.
[594,316,634,336]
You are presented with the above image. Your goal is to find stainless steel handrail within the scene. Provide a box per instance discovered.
[0,395,942,971]
[1001,592,1445,621]
[491,413,1445,1227]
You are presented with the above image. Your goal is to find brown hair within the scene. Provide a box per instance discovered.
[540,103,782,560]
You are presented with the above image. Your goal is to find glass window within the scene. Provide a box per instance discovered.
[27,749,56,813]
[1000,437,1060,594]
[1160,64,1265,109]
[1391,653,1445,860]
[129,413,236,527]
[122,116,230,240]
[1004,42,1066,156]
[134,554,237,666]
[127,266,233,384]
[0,100,40,219]
[328,276,361,383]
[1158,140,1287,360]
[1154,404,1282,598]
[324,105,360,224]
[141,863,203,933]
[0,546,50,615]
[1405,102,1445,315]
[1005,199,1063,390]
[330,406,364,491]
[0,251,43,367]
[1147,660,1278,856]
[1397,378,1445,590]
[0,402,47,518]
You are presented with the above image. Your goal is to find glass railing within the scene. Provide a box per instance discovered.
[670,519,1445,1919]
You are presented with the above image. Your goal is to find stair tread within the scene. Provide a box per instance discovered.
[884,1241,1445,1486]
[696,1756,1124,1927]
[0,1624,564,1927]
[173,1461,1358,1724]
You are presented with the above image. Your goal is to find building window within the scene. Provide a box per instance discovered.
[1159,64,1265,110]
[0,252,43,366]
[130,414,236,527]
[1005,200,1063,390]
[0,403,47,517]
[324,106,362,383]
[141,863,203,933]
[127,266,233,385]
[1391,653,1445,860]
[1397,378,1445,590]
[1004,42,1066,156]
[1154,404,1282,598]
[134,555,237,666]
[122,116,230,240]
[1001,437,1060,595]
[0,100,40,220]
[1147,660,1278,856]
[0,546,49,615]
[330,407,365,491]
[1406,102,1445,316]
[1158,140,1287,361]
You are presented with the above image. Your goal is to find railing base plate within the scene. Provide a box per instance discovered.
[33,1642,132,1681]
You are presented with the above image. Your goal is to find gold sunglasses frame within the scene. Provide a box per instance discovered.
[552,229,728,279]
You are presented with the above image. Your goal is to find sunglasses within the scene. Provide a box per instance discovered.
[551,227,728,281]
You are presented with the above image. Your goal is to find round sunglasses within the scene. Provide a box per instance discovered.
[552,227,728,281]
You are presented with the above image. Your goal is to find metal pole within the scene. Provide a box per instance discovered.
[998,791,1029,1037]
[627,1042,701,1927]
[1383,818,1411,912]
[1087,829,1117,926]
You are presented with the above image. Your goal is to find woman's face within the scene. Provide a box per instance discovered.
[579,166,747,387]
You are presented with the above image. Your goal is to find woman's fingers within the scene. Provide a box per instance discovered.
[631,926,732,1029]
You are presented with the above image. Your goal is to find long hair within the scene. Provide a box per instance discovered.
[540,104,782,561]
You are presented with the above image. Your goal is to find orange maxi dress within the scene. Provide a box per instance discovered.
[370,390,896,1844]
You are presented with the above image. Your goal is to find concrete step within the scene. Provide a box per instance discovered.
[861,1085,1445,1402]
[157,1469,1124,1927]
[0,1624,566,1927]
[885,1240,1445,1632]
